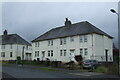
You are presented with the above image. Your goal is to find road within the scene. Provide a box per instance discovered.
[1,64,120,78]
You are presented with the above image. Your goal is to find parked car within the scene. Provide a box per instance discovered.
[82,60,101,70]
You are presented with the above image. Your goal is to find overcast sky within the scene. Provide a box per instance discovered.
[2,2,118,47]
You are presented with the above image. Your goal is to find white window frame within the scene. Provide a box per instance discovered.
[84,48,88,56]
[80,36,83,43]
[84,35,87,42]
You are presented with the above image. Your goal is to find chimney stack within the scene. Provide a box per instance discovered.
[3,30,8,35]
[65,18,71,27]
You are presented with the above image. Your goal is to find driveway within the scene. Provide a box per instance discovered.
[2,64,120,78]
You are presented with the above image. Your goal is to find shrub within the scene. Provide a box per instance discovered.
[107,63,119,75]
[16,56,21,64]
[94,66,108,73]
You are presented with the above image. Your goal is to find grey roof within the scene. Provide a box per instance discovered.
[32,21,113,42]
[0,34,31,46]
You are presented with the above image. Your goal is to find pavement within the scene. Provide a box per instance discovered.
[1,64,120,78]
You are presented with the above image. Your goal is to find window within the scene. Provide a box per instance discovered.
[35,42,37,47]
[10,52,13,57]
[64,50,66,56]
[51,40,53,46]
[80,48,83,56]
[37,51,39,57]
[1,52,5,57]
[70,36,74,42]
[51,50,53,56]
[63,38,66,44]
[80,36,83,43]
[84,48,88,55]
[38,42,40,47]
[48,51,50,57]
[35,51,37,57]
[48,50,53,57]
[48,40,53,46]
[60,38,67,45]
[48,40,51,46]
[26,45,28,50]
[35,42,39,47]
[84,35,87,42]
[60,39,63,45]
[35,51,39,57]
[1,45,5,49]
[60,50,62,56]
[10,44,12,49]
[35,51,38,57]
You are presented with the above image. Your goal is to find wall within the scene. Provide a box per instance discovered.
[32,34,94,62]
[0,44,32,60]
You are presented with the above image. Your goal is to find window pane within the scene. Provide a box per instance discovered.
[70,36,74,42]
[64,38,66,44]
[80,36,83,43]
[80,49,83,56]
[60,50,62,56]
[84,35,87,42]
[60,39,62,45]
[10,52,13,57]
[51,50,53,56]
[51,40,53,46]
[48,40,50,46]
[84,48,88,55]
[48,51,50,56]
[10,44,12,49]
[64,50,66,56]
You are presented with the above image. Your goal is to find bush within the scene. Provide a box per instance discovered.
[94,66,108,73]
[107,63,119,75]
[16,56,21,64]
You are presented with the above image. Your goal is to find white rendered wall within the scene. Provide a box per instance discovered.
[32,34,95,62]
[32,33,113,62]
[0,44,32,60]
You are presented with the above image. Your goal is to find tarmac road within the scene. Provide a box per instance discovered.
[1,64,120,78]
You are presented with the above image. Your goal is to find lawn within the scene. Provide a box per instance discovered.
[36,67,59,71]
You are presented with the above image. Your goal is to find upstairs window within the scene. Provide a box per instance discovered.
[35,42,39,47]
[1,45,5,49]
[10,44,12,49]
[60,38,67,45]
[26,45,28,50]
[70,36,74,42]
[80,35,87,43]
[63,38,66,44]
[79,36,83,43]
[84,35,87,42]
[48,40,53,46]
[60,39,63,45]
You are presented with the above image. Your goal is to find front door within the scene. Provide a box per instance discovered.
[105,49,108,62]
[70,49,75,61]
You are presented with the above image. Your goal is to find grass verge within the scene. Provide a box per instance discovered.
[36,67,59,71]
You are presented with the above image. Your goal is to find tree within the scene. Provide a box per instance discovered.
[74,55,83,69]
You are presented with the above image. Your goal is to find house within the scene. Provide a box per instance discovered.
[31,18,113,63]
[0,30,32,61]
